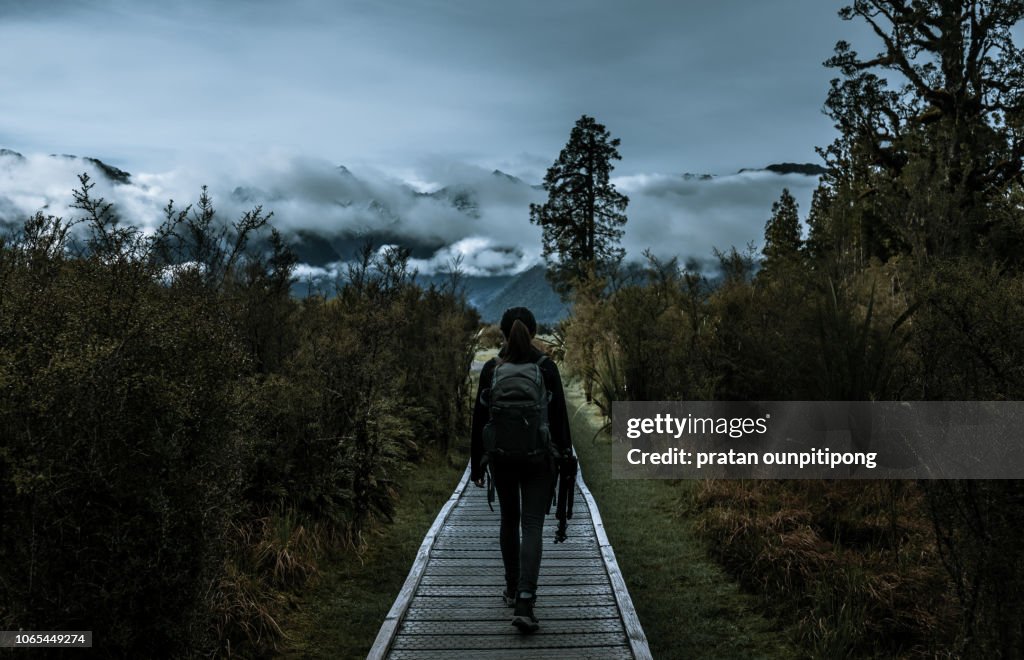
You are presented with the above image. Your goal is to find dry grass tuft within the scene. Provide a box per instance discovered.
[211,508,327,655]
[692,479,957,658]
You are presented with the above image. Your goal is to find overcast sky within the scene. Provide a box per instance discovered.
[0,0,874,178]
[0,1,886,274]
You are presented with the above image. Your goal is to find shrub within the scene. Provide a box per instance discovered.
[0,177,479,656]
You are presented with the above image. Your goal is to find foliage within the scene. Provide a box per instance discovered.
[760,188,802,277]
[0,176,478,657]
[529,115,629,298]
[556,6,1024,654]
[694,480,955,658]
[0,180,251,655]
[820,0,1024,264]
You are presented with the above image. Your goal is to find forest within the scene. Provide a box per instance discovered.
[548,2,1024,656]
[3,0,1024,657]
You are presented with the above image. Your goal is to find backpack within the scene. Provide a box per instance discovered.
[481,355,554,465]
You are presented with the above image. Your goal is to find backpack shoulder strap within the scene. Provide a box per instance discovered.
[482,359,500,407]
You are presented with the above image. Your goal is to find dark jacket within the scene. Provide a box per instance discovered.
[470,345,573,482]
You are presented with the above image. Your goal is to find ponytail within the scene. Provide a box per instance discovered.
[503,319,534,363]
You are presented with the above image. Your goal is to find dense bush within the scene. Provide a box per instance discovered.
[0,176,478,656]
[560,221,1024,656]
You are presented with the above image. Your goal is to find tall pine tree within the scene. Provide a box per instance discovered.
[529,115,628,298]
[761,188,802,276]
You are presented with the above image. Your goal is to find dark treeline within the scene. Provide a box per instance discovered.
[555,1,1024,657]
[0,175,478,656]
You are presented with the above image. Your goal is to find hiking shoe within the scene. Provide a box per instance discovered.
[502,589,515,607]
[511,596,539,633]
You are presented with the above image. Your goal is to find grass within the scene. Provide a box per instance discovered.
[692,479,956,658]
[566,372,956,658]
[276,355,802,659]
[565,381,803,660]
[277,448,467,659]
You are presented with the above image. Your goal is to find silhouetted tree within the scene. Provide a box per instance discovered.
[820,0,1024,262]
[761,188,802,275]
[529,115,629,297]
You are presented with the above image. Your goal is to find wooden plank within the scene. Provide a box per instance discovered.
[448,504,592,514]
[367,465,472,660]
[451,510,591,518]
[404,605,620,621]
[430,547,599,555]
[408,594,618,609]
[441,522,592,529]
[438,543,593,550]
[451,509,591,517]
[396,618,624,635]
[438,520,592,528]
[423,556,598,564]
[430,550,599,559]
[424,565,606,574]
[575,464,653,660]
[423,565,608,576]
[441,524,593,532]
[387,647,634,660]
[390,631,629,651]
[423,556,605,566]
[433,537,598,548]
[418,574,609,587]
[414,584,613,597]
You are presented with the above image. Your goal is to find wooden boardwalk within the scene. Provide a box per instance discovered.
[369,465,652,659]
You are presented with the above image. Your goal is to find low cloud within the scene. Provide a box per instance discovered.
[616,170,819,267]
[409,237,537,277]
[0,149,820,278]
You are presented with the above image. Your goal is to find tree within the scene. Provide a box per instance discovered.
[761,188,802,275]
[529,115,629,297]
[819,0,1024,262]
[818,5,1024,654]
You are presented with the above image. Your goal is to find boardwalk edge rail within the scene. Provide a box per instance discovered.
[367,464,472,660]
[576,463,654,660]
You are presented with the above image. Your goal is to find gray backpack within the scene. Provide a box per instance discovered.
[482,355,553,464]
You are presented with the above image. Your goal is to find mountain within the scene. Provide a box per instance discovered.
[491,169,523,184]
[473,265,567,325]
[418,265,566,325]
[0,150,134,228]
[290,230,343,265]
[50,153,132,183]
[235,163,509,267]
[0,148,825,325]
[422,169,538,218]
[738,162,827,176]
[0,149,133,185]
[424,184,480,217]
[290,262,565,324]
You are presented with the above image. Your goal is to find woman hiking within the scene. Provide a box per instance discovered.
[470,306,573,633]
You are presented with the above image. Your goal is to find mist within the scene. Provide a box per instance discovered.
[0,148,820,278]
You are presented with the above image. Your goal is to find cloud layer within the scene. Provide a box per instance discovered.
[0,149,820,277]
[0,1,876,177]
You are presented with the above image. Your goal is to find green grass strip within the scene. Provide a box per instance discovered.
[281,378,800,659]
[565,384,801,660]
[279,452,466,658]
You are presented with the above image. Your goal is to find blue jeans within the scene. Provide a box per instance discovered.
[491,457,555,596]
